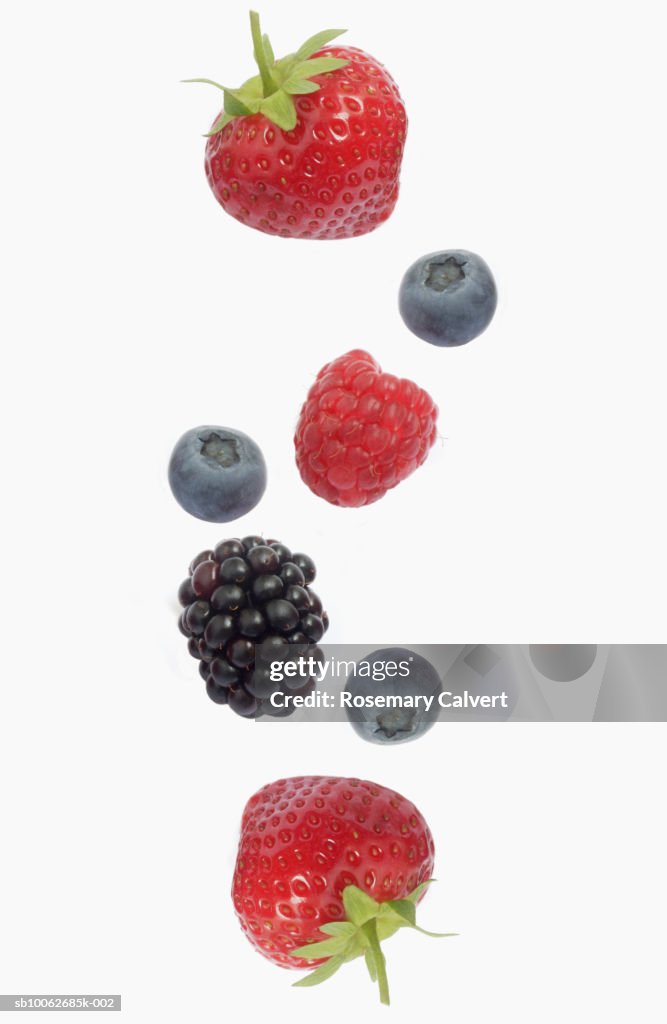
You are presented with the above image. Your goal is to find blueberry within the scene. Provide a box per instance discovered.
[168,425,267,523]
[345,647,442,745]
[399,249,497,347]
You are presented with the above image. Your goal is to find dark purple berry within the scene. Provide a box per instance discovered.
[209,657,239,688]
[191,559,220,599]
[197,638,215,662]
[179,537,327,719]
[219,556,250,586]
[251,574,284,604]
[259,635,288,651]
[265,599,300,633]
[242,535,265,551]
[245,667,278,700]
[238,607,267,638]
[189,549,214,574]
[204,614,236,649]
[206,677,230,704]
[310,645,325,666]
[268,542,292,563]
[279,562,306,587]
[211,583,246,613]
[260,694,295,718]
[228,686,258,717]
[178,578,196,607]
[185,600,211,636]
[299,613,324,642]
[286,631,308,646]
[214,538,245,562]
[283,585,310,611]
[247,545,280,575]
[227,637,255,669]
[291,552,316,584]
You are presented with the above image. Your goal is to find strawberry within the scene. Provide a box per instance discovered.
[185,12,407,239]
[294,350,439,507]
[232,775,454,1004]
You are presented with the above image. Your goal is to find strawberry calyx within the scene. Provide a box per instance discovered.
[289,881,456,1006]
[184,10,350,134]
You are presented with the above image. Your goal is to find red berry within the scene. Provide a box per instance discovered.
[232,776,446,1004]
[294,350,438,507]
[188,15,406,239]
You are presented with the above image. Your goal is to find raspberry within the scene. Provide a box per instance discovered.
[294,350,439,507]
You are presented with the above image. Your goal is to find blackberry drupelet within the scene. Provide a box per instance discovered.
[177,536,328,717]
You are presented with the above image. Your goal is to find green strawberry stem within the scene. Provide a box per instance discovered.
[290,880,457,1006]
[249,11,275,96]
[362,920,390,1006]
[183,11,351,133]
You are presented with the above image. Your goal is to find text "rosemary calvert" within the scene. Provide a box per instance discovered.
[268,690,510,710]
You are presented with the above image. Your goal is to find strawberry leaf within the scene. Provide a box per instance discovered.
[223,87,257,117]
[290,936,350,959]
[406,880,434,903]
[262,33,275,66]
[361,920,390,1006]
[282,78,321,96]
[386,899,416,926]
[184,15,349,134]
[284,880,454,1004]
[386,897,457,938]
[364,948,377,983]
[295,56,349,77]
[205,112,233,137]
[295,28,347,61]
[292,954,345,988]
[319,922,356,938]
[181,77,226,91]
[259,90,296,131]
[342,885,380,926]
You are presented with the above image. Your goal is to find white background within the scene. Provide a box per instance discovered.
[1,0,666,1021]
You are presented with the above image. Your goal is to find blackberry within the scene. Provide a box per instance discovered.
[178,536,329,718]
[251,574,283,604]
[211,584,246,613]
